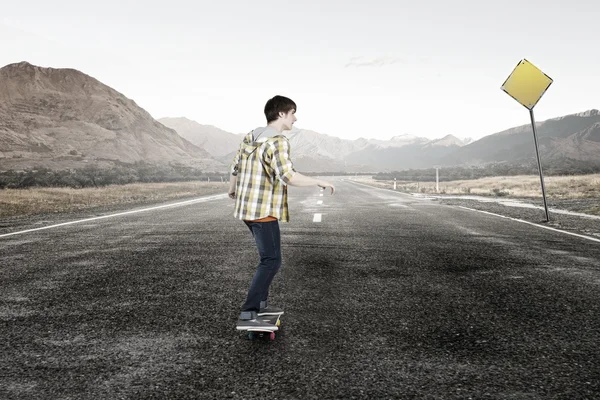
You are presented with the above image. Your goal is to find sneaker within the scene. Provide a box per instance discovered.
[236,318,278,331]
[258,305,284,316]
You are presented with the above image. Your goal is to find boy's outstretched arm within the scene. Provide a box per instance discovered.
[288,172,335,195]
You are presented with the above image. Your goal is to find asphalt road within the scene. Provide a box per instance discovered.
[1,179,599,399]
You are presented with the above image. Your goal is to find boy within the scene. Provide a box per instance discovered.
[229,95,335,331]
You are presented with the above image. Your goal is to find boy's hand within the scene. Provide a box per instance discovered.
[228,174,237,199]
[318,181,335,195]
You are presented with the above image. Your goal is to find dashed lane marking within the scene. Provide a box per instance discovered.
[313,213,322,223]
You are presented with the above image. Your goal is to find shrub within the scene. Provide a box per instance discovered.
[492,188,510,197]
[0,163,229,189]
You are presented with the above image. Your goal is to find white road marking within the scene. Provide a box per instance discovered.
[457,206,600,244]
[320,194,323,197]
[429,195,600,220]
[317,200,323,205]
[0,193,228,239]
[313,213,322,222]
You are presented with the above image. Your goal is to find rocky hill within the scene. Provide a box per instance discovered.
[0,62,223,172]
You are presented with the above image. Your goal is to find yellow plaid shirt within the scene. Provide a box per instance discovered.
[231,131,296,222]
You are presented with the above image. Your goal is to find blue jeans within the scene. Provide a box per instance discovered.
[241,220,282,314]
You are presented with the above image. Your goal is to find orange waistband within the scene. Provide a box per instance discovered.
[245,216,278,222]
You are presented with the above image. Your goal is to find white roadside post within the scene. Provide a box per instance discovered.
[435,166,440,193]
[501,59,553,222]
[394,178,397,190]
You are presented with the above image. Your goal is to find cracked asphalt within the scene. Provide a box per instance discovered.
[1,179,600,399]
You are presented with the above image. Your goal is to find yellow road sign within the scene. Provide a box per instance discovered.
[501,59,553,110]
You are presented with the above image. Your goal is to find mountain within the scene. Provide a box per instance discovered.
[157,116,470,172]
[342,132,463,171]
[543,121,600,161]
[441,109,600,167]
[285,129,473,172]
[287,128,369,159]
[285,128,369,172]
[425,134,469,148]
[157,113,478,172]
[6,62,594,175]
[282,110,600,172]
[158,117,244,157]
[285,129,448,172]
[386,134,430,148]
[0,62,223,171]
[180,123,470,172]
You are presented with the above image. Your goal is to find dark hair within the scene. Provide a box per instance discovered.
[264,95,297,123]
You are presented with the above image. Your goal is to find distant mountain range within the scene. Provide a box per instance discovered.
[158,117,244,158]
[441,110,600,167]
[159,118,474,172]
[0,62,598,174]
[162,112,600,173]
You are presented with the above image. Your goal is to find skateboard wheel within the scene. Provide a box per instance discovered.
[276,319,281,327]
[269,332,276,341]
[248,332,255,340]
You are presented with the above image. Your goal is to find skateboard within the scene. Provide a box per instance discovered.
[245,314,282,341]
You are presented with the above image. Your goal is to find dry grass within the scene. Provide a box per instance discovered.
[354,174,600,199]
[0,181,228,218]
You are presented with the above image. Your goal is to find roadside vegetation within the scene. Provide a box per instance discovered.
[356,174,600,216]
[365,173,600,199]
[0,181,227,218]
[2,162,599,218]
[0,163,227,189]
[0,163,232,218]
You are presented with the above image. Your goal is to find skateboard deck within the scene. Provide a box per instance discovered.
[244,314,282,341]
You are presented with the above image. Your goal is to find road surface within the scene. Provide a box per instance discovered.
[2,179,599,399]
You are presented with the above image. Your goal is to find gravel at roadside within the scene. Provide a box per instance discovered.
[420,194,600,241]
[351,179,600,241]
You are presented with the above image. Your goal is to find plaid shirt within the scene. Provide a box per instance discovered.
[230,131,296,222]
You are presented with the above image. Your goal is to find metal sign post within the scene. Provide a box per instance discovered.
[529,108,550,221]
[501,59,553,222]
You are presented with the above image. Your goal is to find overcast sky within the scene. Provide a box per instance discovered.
[1,0,599,141]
